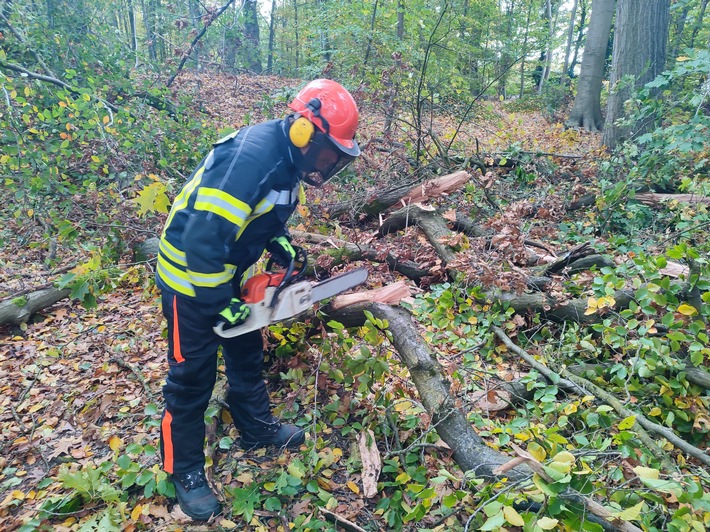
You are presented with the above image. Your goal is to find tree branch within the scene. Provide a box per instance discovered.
[0,60,120,113]
[165,0,238,87]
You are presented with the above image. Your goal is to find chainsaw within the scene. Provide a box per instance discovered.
[214,249,368,338]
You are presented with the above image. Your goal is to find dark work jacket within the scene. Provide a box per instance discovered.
[156,119,302,315]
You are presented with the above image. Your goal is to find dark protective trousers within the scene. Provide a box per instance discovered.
[159,292,271,474]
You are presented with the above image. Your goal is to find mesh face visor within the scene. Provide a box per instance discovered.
[300,131,356,186]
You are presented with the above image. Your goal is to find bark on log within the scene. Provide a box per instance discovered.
[488,289,635,324]
[366,303,525,479]
[565,254,616,274]
[685,367,710,390]
[568,193,596,211]
[0,287,71,326]
[635,193,710,206]
[133,237,160,263]
[450,212,490,238]
[328,171,471,219]
[291,231,430,281]
[379,205,458,278]
[539,242,595,276]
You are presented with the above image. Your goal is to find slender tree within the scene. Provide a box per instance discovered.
[565,0,615,131]
[397,0,404,40]
[562,0,579,80]
[242,0,262,72]
[689,0,709,48]
[189,0,202,69]
[267,0,277,72]
[537,0,553,92]
[567,0,588,77]
[668,0,692,62]
[602,0,670,149]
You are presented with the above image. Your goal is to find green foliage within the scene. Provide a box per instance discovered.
[400,276,710,530]
[1,3,211,308]
[605,49,710,193]
[38,464,125,530]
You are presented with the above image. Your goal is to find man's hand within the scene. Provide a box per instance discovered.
[217,298,251,327]
[267,235,297,267]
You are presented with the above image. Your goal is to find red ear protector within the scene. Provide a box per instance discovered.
[289,98,330,148]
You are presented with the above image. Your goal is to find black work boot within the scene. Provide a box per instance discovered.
[172,469,221,521]
[240,418,305,450]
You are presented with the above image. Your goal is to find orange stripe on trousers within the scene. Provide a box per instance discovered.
[172,295,185,363]
[162,411,174,473]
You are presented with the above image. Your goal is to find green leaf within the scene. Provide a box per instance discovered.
[480,510,505,531]
[133,182,170,216]
[537,517,560,529]
[638,476,684,496]
[615,501,644,521]
[618,415,636,430]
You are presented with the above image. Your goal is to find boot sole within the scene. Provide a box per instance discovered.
[175,500,221,521]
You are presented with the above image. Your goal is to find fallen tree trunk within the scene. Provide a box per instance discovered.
[635,193,710,206]
[328,170,471,219]
[487,289,635,324]
[324,302,640,531]
[291,231,430,282]
[360,303,526,479]
[0,287,71,326]
[379,205,458,277]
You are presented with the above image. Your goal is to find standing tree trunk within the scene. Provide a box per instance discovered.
[293,0,300,72]
[242,0,262,72]
[317,0,331,63]
[602,0,670,149]
[519,0,533,97]
[496,0,515,99]
[567,0,588,77]
[363,0,379,67]
[668,1,691,62]
[127,0,138,67]
[563,0,579,81]
[397,0,404,40]
[189,0,201,70]
[689,0,709,49]
[145,0,159,62]
[537,0,554,92]
[565,0,615,131]
[267,0,277,72]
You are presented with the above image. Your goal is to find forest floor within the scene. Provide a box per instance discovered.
[0,72,610,531]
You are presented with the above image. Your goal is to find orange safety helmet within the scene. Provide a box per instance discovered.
[288,79,360,158]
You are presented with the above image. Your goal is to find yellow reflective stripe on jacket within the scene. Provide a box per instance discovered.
[159,239,187,267]
[235,185,299,240]
[157,255,196,297]
[194,188,252,227]
[164,165,205,231]
[187,264,237,287]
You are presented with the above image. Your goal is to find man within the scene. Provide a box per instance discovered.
[155,79,360,521]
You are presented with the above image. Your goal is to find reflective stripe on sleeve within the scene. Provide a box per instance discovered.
[236,187,298,240]
[194,187,252,227]
[163,166,205,231]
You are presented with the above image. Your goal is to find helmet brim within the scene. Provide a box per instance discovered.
[329,135,361,157]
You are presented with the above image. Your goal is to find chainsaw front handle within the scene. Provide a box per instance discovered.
[267,247,307,307]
